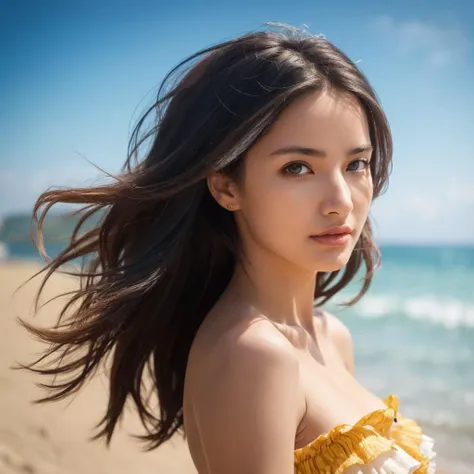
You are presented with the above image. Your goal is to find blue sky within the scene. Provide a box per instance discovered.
[1,0,473,243]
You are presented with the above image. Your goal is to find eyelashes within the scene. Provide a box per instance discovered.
[347,158,371,172]
[283,162,311,177]
[282,159,371,178]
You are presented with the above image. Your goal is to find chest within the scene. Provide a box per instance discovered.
[294,350,386,449]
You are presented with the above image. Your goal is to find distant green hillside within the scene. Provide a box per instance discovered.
[0,210,105,243]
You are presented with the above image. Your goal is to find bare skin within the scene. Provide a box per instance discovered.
[183,88,386,474]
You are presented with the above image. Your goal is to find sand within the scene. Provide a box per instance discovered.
[0,261,196,474]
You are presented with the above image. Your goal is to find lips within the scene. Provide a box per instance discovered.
[310,225,353,247]
[313,225,353,237]
[310,233,351,246]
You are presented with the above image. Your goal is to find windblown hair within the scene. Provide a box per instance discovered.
[20,24,392,450]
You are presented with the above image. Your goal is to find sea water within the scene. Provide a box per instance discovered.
[327,245,474,473]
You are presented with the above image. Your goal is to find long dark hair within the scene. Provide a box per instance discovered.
[19,24,392,451]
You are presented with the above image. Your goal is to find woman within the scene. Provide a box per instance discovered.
[22,24,436,473]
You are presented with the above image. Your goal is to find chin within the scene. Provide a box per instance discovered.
[309,248,353,273]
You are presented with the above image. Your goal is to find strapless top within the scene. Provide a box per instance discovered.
[293,395,436,474]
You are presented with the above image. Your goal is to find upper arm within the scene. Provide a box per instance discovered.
[190,332,302,474]
[325,312,355,375]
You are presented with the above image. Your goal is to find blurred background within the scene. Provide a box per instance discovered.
[0,0,473,473]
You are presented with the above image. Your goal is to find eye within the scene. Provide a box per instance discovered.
[347,158,370,172]
[282,162,312,177]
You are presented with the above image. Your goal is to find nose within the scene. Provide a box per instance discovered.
[319,172,353,217]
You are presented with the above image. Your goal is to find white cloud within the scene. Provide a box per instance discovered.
[445,185,474,203]
[398,194,439,222]
[372,183,474,243]
[372,16,469,67]
[391,183,474,221]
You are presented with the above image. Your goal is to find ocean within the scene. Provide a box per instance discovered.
[327,245,474,473]
[3,241,474,472]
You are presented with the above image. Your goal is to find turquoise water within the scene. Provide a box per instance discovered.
[3,241,474,471]
[327,245,474,472]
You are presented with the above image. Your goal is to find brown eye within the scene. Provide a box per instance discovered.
[283,162,311,177]
[347,158,370,172]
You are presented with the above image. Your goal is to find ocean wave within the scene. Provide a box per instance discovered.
[414,416,474,438]
[342,294,474,329]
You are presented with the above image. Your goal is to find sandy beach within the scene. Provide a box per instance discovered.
[0,261,196,474]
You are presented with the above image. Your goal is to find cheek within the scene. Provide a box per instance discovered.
[351,180,373,244]
[353,176,373,212]
[244,184,293,233]
[239,174,308,249]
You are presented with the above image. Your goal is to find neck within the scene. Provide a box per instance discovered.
[225,247,317,332]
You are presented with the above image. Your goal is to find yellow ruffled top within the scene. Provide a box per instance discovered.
[294,395,436,474]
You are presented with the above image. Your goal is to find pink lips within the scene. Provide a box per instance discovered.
[310,225,353,246]
[310,234,351,246]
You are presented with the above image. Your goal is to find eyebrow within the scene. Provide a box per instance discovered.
[269,144,373,158]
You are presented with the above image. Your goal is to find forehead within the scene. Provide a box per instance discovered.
[256,89,371,153]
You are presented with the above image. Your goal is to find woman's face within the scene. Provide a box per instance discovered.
[214,88,374,273]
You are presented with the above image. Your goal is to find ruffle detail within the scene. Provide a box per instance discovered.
[343,446,421,473]
[384,396,422,449]
[384,398,436,474]
[420,435,436,474]
[294,424,395,474]
[294,395,436,474]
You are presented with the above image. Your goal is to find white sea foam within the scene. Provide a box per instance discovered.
[348,294,474,329]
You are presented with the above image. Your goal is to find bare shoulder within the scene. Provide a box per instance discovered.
[190,315,301,394]
[186,317,303,473]
[318,309,355,374]
[322,310,352,342]
[223,320,299,364]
